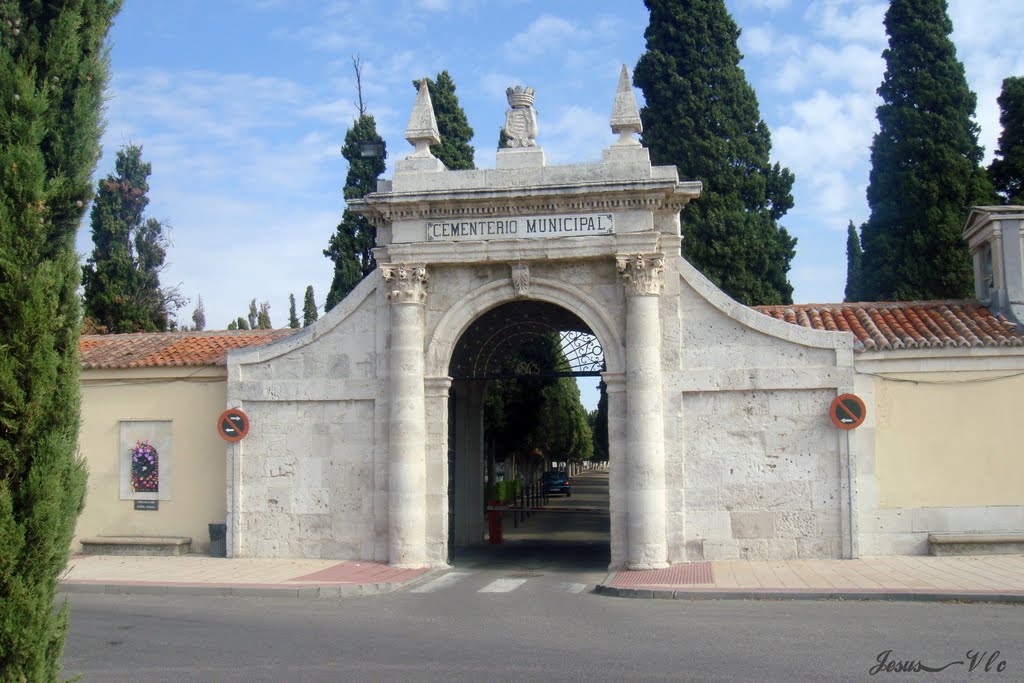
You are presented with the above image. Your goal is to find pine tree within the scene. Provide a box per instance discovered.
[413,71,475,170]
[82,144,183,332]
[324,114,385,311]
[288,293,300,329]
[989,76,1024,205]
[845,221,864,302]
[0,1,121,677]
[191,295,206,331]
[235,316,249,330]
[633,0,797,306]
[857,0,993,301]
[303,285,319,326]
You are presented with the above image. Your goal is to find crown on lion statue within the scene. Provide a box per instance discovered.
[506,85,536,108]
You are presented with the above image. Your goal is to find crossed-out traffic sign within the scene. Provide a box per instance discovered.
[218,408,250,442]
[829,393,866,430]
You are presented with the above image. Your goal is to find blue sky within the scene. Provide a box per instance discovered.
[79,0,1023,336]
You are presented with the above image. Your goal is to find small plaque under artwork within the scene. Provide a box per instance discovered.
[134,499,159,511]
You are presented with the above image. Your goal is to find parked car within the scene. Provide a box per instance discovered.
[542,470,571,497]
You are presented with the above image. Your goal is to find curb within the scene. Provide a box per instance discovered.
[58,579,409,600]
[593,584,1024,604]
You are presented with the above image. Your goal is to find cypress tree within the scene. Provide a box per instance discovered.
[989,76,1024,205]
[303,285,318,326]
[845,221,864,302]
[324,115,385,311]
[82,144,182,332]
[256,301,271,329]
[857,0,993,301]
[247,299,258,329]
[288,293,300,329]
[0,1,121,677]
[413,71,475,170]
[191,295,206,331]
[633,0,797,306]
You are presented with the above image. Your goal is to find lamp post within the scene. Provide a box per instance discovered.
[358,141,386,160]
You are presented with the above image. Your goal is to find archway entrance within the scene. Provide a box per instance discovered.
[446,300,610,569]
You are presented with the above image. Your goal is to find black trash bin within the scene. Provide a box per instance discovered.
[208,523,226,558]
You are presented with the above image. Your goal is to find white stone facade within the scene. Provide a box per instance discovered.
[223,72,909,568]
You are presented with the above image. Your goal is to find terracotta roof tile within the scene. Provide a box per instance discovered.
[754,301,1024,352]
[79,329,299,369]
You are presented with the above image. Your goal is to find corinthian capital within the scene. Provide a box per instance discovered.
[616,253,665,296]
[382,263,428,303]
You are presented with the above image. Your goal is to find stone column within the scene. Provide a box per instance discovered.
[616,253,669,569]
[383,264,429,567]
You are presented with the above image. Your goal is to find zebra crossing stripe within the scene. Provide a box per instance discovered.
[478,578,529,593]
[409,571,472,593]
[558,582,587,594]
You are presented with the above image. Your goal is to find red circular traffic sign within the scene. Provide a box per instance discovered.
[829,393,866,430]
[218,408,250,442]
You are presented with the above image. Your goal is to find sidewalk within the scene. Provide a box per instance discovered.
[59,552,1024,603]
[59,554,436,599]
[598,554,1024,603]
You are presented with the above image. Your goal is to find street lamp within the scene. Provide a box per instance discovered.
[358,141,386,159]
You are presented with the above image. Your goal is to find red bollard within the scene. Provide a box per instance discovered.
[486,501,503,544]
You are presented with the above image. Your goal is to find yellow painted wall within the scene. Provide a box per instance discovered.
[74,368,228,552]
[872,370,1024,508]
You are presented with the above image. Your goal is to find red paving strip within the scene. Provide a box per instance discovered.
[610,563,714,587]
[290,561,429,584]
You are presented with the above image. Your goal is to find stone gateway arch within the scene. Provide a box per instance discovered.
[226,69,854,569]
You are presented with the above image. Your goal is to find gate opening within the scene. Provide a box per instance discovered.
[446,301,610,570]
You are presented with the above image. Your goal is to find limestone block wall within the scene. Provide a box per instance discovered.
[227,274,388,560]
[676,389,843,561]
[666,259,854,561]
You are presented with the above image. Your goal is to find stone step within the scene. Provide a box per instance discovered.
[80,536,192,556]
[927,533,1024,556]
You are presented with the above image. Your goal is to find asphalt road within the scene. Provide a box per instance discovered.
[61,581,1023,682]
[59,472,1024,681]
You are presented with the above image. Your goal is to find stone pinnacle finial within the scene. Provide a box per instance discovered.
[610,64,643,146]
[405,78,441,157]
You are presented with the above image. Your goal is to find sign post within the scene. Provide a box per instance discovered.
[829,393,865,560]
[217,408,250,559]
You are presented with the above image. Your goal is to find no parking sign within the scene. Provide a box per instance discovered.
[829,394,866,430]
[217,408,250,442]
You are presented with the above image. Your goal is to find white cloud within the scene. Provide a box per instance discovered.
[541,105,610,165]
[504,15,582,63]
[738,0,792,9]
[805,1,887,45]
[774,89,878,225]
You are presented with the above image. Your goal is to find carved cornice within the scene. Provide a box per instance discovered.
[349,182,701,226]
[381,263,429,304]
[616,253,664,296]
[510,263,530,297]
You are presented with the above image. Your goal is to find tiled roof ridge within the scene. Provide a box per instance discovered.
[754,300,1023,353]
[80,328,300,369]
[80,327,297,340]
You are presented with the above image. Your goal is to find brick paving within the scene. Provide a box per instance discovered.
[601,555,1024,601]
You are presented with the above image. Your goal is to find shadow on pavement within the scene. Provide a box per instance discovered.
[450,539,610,573]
